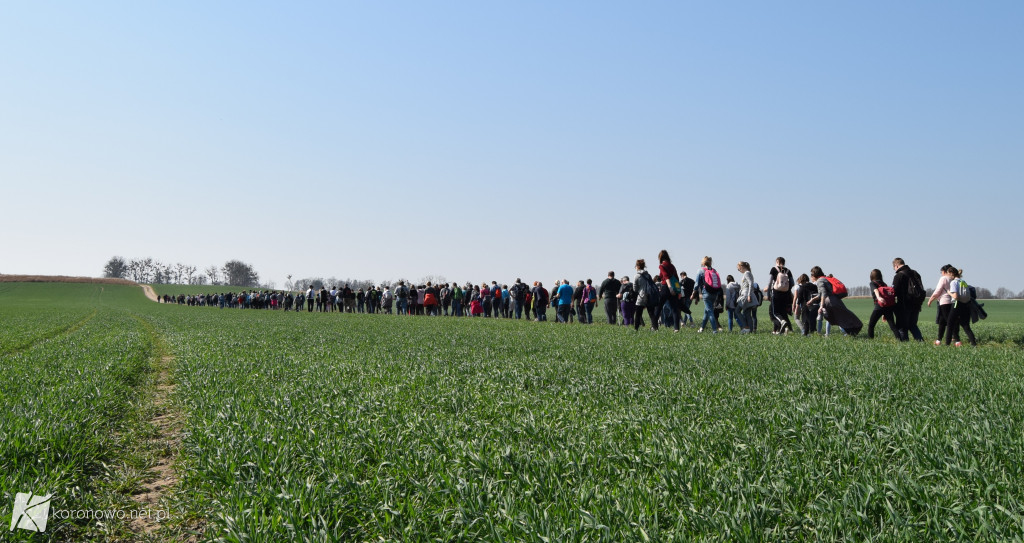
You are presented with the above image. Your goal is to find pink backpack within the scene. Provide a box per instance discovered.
[703,268,721,289]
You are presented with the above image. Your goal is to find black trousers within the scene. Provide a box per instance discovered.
[895,305,923,341]
[935,303,959,342]
[945,303,977,346]
[770,291,793,332]
[633,304,658,331]
[867,305,899,339]
[604,298,618,324]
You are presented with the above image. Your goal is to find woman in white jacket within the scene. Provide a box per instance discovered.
[736,261,756,334]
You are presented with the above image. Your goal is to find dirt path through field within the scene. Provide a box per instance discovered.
[129,352,182,537]
[125,317,200,541]
[141,284,159,302]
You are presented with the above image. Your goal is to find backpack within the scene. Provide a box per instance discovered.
[397,285,409,299]
[703,268,721,290]
[773,267,791,292]
[667,275,682,295]
[826,276,848,298]
[642,272,660,305]
[955,279,972,304]
[752,285,764,307]
[876,285,896,308]
[582,285,595,303]
[906,270,926,304]
[537,288,548,305]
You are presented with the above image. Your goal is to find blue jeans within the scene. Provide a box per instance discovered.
[681,298,694,325]
[397,299,408,315]
[662,300,676,328]
[701,291,720,331]
[727,308,738,331]
[585,302,595,324]
[513,299,523,319]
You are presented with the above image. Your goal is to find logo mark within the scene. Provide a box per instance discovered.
[10,492,52,533]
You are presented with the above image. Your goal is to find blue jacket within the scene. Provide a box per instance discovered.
[557,284,574,305]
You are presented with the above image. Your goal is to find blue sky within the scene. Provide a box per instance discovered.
[2,2,1022,291]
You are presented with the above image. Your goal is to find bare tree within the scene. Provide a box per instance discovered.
[173,263,187,284]
[995,287,1014,300]
[185,265,198,285]
[127,258,150,283]
[848,285,869,297]
[205,265,221,285]
[419,274,447,286]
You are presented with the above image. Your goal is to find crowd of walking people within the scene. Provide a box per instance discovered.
[163,253,986,346]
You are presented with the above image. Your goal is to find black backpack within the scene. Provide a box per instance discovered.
[642,272,660,305]
[906,270,926,304]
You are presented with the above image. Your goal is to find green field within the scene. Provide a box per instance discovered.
[2,282,1023,541]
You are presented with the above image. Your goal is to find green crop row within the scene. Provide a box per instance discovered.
[0,284,156,541]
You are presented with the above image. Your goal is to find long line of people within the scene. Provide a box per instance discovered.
[163,252,986,346]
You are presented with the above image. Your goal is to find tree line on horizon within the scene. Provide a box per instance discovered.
[102,256,1024,299]
[103,256,260,288]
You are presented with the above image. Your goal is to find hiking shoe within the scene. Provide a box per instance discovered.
[954,341,963,347]
[934,340,941,346]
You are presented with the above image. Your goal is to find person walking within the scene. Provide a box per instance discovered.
[679,272,695,327]
[510,279,528,319]
[581,279,597,324]
[658,250,682,332]
[423,282,439,316]
[691,256,722,333]
[867,269,900,339]
[632,259,659,331]
[724,274,740,332]
[767,257,795,334]
[736,262,757,333]
[944,267,978,347]
[381,286,394,314]
[599,271,620,325]
[395,281,409,315]
[892,258,926,341]
[451,283,463,316]
[555,280,574,323]
[793,274,818,336]
[532,281,549,321]
[618,276,635,326]
[926,265,959,346]
[807,266,863,336]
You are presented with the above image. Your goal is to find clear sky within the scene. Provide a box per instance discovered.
[2,2,1022,291]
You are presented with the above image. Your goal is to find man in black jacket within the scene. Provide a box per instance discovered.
[892,257,925,341]
[510,279,528,319]
[598,271,620,324]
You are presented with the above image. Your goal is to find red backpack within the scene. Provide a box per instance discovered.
[876,284,896,307]
[826,275,848,298]
[703,268,721,289]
